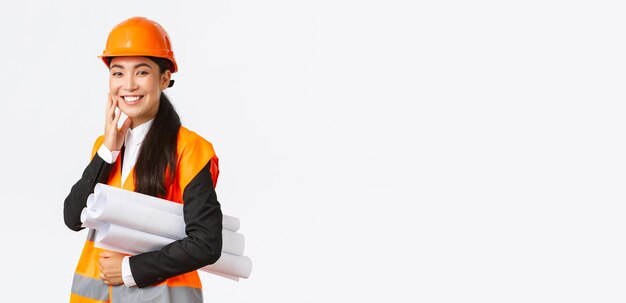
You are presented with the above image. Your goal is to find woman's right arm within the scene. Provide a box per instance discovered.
[64,94,130,231]
[63,150,115,231]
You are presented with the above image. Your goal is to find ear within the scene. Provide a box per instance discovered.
[160,70,172,90]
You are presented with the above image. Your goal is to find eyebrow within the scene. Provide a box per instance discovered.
[110,63,153,70]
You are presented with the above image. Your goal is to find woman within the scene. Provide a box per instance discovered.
[63,16,223,303]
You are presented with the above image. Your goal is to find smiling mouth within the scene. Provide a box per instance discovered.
[122,95,144,104]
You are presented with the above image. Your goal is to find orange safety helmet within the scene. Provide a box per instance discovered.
[98,16,178,73]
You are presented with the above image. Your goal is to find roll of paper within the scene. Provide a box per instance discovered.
[92,195,187,240]
[221,229,245,256]
[93,224,252,278]
[201,252,253,279]
[81,183,252,279]
[96,224,172,255]
[93,184,241,231]
[80,208,102,230]
[93,223,246,256]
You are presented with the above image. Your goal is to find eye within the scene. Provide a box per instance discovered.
[137,70,149,76]
[111,71,123,77]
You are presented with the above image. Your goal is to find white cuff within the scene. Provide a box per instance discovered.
[97,144,120,164]
[121,256,137,287]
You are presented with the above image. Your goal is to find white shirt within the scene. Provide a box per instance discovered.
[96,118,154,287]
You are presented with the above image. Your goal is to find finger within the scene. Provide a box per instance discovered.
[113,107,121,124]
[106,95,116,122]
[109,96,117,116]
[107,93,116,115]
[106,92,112,109]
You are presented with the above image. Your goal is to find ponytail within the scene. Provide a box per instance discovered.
[134,57,181,197]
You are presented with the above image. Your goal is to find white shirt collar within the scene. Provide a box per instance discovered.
[125,118,155,146]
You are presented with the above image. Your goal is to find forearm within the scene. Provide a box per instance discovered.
[63,153,114,231]
[129,160,223,287]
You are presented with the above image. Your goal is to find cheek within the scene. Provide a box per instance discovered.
[109,78,121,92]
[139,77,159,92]
[142,83,162,99]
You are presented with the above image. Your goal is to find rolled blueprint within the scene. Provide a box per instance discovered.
[93,224,246,256]
[80,208,103,230]
[91,195,187,240]
[221,229,245,256]
[96,224,172,254]
[82,183,252,280]
[222,215,241,232]
[94,226,253,279]
[94,183,182,215]
[87,192,244,243]
[93,183,241,232]
[201,251,253,279]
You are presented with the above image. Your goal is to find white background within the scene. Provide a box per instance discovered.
[0,0,625,302]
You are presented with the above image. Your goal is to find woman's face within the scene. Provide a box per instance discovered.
[109,56,171,128]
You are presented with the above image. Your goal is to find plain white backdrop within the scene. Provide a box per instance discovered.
[1,0,625,302]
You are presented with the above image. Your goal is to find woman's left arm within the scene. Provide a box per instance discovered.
[127,159,223,287]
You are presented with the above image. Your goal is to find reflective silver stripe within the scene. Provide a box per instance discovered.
[71,273,109,302]
[112,285,203,303]
[87,228,96,241]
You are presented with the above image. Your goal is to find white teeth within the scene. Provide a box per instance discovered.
[123,96,141,102]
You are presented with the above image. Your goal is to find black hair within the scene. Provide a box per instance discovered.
[133,57,181,197]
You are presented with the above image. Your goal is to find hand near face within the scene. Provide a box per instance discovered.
[98,251,126,286]
[103,93,132,151]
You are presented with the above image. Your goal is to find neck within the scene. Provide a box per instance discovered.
[130,116,154,130]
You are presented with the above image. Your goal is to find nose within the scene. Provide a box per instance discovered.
[124,75,139,91]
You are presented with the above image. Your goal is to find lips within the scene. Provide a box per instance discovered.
[121,95,144,104]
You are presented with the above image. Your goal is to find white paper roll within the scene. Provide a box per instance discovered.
[93,222,245,256]
[93,183,241,231]
[93,225,252,278]
[96,224,173,255]
[86,183,252,279]
[222,215,240,232]
[202,252,253,279]
[94,183,182,215]
[86,194,96,209]
[92,195,187,240]
[222,229,245,256]
[80,208,102,229]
